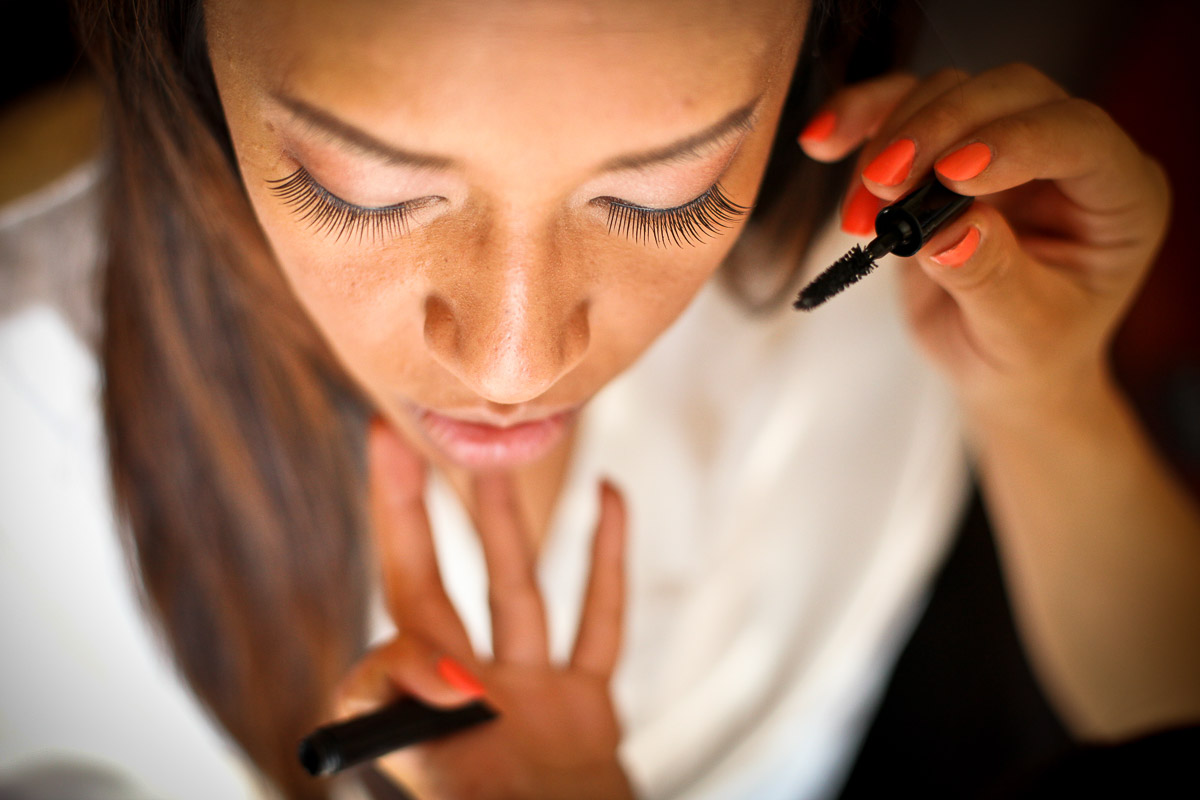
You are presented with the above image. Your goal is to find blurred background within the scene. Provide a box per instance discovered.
[0,0,100,208]
[1,0,1196,492]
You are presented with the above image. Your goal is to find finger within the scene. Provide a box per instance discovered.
[332,636,486,720]
[369,417,473,657]
[910,202,1091,378]
[860,63,1069,200]
[570,480,628,678]
[930,97,1169,259]
[852,66,971,169]
[798,72,919,161]
[829,69,969,236]
[838,180,884,237]
[474,472,550,665]
[839,65,969,194]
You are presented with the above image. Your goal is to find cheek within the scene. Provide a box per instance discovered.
[231,137,427,392]
[587,239,727,375]
[261,220,432,389]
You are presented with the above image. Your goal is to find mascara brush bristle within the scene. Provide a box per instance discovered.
[793,245,880,311]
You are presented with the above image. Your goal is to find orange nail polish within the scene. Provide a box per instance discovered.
[799,110,837,143]
[935,142,992,181]
[841,183,880,237]
[437,657,486,698]
[862,138,916,186]
[930,226,981,267]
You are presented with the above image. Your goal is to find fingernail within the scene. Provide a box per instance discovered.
[841,182,880,237]
[798,110,837,144]
[862,138,916,186]
[930,226,981,267]
[437,657,486,698]
[935,142,992,181]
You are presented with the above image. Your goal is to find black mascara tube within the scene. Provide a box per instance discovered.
[298,697,498,777]
[872,177,974,257]
[795,176,974,310]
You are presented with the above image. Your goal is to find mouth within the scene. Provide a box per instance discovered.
[407,403,579,470]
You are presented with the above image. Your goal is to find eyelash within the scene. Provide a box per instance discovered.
[597,183,750,248]
[266,167,442,242]
[266,166,750,247]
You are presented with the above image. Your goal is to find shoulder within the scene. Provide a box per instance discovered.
[0,80,106,349]
[0,161,106,349]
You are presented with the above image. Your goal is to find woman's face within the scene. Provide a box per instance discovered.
[207,0,807,472]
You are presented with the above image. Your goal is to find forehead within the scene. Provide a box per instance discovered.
[208,0,805,165]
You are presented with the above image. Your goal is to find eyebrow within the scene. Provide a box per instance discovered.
[272,91,762,173]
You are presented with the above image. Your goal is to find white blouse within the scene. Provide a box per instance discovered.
[1,163,970,799]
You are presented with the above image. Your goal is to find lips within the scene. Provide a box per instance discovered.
[412,405,577,469]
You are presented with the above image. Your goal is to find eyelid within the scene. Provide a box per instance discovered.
[274,165,444,211]
[591,124,746,218]
[600,128,752,197]
[590,183,712,214]
[591,115,753,215]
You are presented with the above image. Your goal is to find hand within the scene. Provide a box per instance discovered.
[331,418,634,800]
[798,64,1172,419]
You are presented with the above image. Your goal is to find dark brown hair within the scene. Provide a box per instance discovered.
[73,0,917,795]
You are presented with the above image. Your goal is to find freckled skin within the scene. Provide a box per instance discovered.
[206,0,807,538]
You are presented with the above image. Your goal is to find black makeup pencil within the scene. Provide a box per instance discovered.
[794,176,974,310]
[299,696,498,777]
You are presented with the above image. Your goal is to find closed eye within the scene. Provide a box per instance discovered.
[592,183,751,248]
[266,166,444,242]
[268,166,750,248]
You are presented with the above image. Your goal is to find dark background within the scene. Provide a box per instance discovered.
[1,0,81,107]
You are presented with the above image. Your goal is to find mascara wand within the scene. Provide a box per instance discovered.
[794,177,974,310]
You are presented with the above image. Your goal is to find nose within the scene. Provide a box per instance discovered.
[422,235,590,405]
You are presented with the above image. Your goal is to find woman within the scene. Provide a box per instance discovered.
[4,0,1197,797]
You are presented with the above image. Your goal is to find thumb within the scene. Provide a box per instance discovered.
[912,201,1057,363]
[916,201,1025,318]
[333,638,487,723]
[905,199,1100,410]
